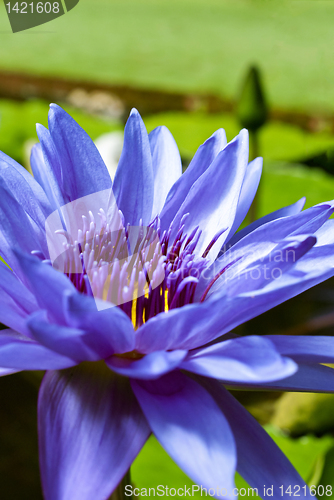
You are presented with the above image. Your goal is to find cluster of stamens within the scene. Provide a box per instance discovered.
[37,208,225,329]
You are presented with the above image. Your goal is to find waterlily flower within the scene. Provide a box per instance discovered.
[1,104,334,500]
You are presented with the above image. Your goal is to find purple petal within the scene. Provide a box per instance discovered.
[0,330,77,370]
[0,150,52,221]
[196,202,333,302]
[0,178,50,274]
[16,252,76,324]
[159,237,333,353]
[27,311,103,362]
[313,219,334,245]
[228,202,333,254]
[0,261,38,335]
[136,245,334,352]
[0,368,20,376]
[199,377,315,499]
[149,126,182,217]
[0,290,31,335]
[39,365,150,500]
[288,242,334,275]
[135,303,205,352]
[0,261,38,314]
[225,157,263,244]
[224,235,316,298]
[265,335,334,364]
[113,109,154,225]
[207,262,334,346]
[160,129,226,231]
[181,336,297,383]
[132,371,236,496]
[292,202,334,235]
[168,130,249,260]
[226,197,306,248]
[107,350,187,379]
[48,104,112,202]
[64,291,135,354]
[253,363,334,392]
[33,128,65,210]
[139,249,329,352]
[196,268,334,351]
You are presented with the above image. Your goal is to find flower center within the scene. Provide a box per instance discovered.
[51,209,215,327]
[39,205,227,329]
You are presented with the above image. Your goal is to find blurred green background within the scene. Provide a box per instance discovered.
[1,0,334,112]
[1,0,334,498]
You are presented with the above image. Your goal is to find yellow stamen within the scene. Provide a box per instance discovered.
[131,298,137,328]
[130,287,169,329]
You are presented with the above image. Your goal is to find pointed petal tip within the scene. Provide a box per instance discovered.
[48,103,70,123]
[149,125,177,148]
[287,197,306,214]
[155,124,169,134]
[239,128,249,141]
[226,128,249,150]
[300,196,306,207]
[48,103,61,123]
[36,122,48,137]
[214,127,227,138]
[250,156,263,169]
[204,128,227,147]
[48,103,61,116]
[126,108,147,130]
[129,108,140,117]
[31,141,42,155]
